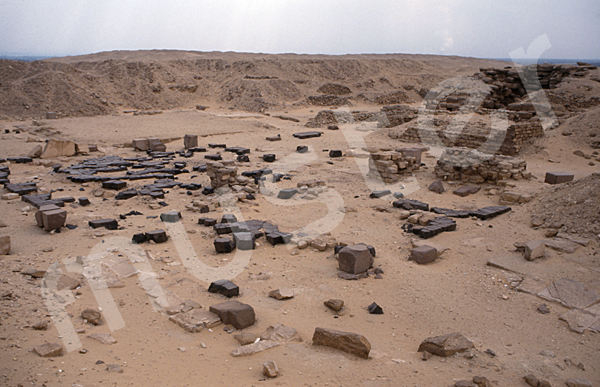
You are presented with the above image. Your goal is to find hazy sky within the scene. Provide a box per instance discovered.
[1,0,599,59]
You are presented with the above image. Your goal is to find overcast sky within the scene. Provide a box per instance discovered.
[1,0,599,59]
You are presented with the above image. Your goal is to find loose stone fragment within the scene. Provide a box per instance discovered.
[417,332,474,357]
[81,308,102,325]
[209,300,255,329]
[263,154,276,162]
[160,211,181,222]
[234,332,257,345]
[409,245,438,264]
[524,240,545,260]
[0,236,11,255]
[428,179,445,194]
[329,150,343,158]
[367,302,383,314]
[33,343,64,357]
[545,172,574,184]
[268,288,294,300]
[214,237,236,253]
[312,327,371,359]
[324,299,344,311]
[208,279,240,298]
[453,186,481,197]
[145,229,168,243]
[87,333,117,344]
[277,188,297,199]
[338,244,374,274]
[369,190,391,198]
[263,361,279,378]
[88,219,118,230]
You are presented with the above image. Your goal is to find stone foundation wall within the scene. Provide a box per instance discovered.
[434,148,531,184]
[367,149,422,184]
[206,160,238,188]
[393,117,543,156]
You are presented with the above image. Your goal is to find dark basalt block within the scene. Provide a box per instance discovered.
[88,219,118,230]
[208,279,239,298]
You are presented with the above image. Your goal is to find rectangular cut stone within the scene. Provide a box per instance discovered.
[132,139,149,151]
[184,134,198,149]
[41,208,67,231]
[545,172,574,184]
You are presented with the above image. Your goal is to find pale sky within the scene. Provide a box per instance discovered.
[0,0,599,59]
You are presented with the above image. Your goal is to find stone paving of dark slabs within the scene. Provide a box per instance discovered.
[431,207,472,218]
[7,157,32,163]
[403,217,457,239]
[88,219,119,230]
[225,147,250,155]
[293,131,321,139]
[393,199,429,211]
[470,206,511,220]
[5,182,37,195]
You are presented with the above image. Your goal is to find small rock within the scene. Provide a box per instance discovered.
[230,340,279,356]
[106,364,123,373]
[524,240,545,260]
[537,304,550,314]
[338,244,374,274]
[32,321,49,330]
[263,361,279,378]
[234,332,257,346]
[428,179,445,194]
[312,327,371,359]
[81,308,102,325]
[418,332,474,357]
[324,299,344,312]
[209,300,255,329]
[566,378,592,387]
[524,374,539,387]
[87,333,117,344]
[367,302,383,314]
[409,245,437,264]
[268,288,294,300]
[33,343,63,357]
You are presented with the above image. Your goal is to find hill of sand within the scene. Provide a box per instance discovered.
[0,51,599,387]
[0,50,508,119]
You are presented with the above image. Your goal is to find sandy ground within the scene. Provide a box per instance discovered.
[0,55,599,387]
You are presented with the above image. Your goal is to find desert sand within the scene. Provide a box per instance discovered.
[0,51,599,387]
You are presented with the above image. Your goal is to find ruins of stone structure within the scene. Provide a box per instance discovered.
[394,116,544,156]
[206,160,238,189]
[367,148,424,184]
[434,147,531,184]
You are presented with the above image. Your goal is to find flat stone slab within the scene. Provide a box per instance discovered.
[312,327,371,359]
[559,309,600,334]
[33,343,64,357]
[169,309,221,332]
[260,323,302,343]
[87,333,117,344]
[538,278,599,309]
[231,340,279,357]
[293,131,321,139]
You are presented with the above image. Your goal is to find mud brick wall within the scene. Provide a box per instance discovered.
[394,118,543,156]
[434,147,531,184]
[367,150,421,184]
